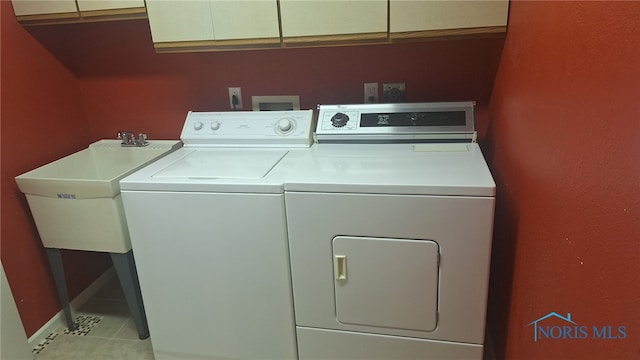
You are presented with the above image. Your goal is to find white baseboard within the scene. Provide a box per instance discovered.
[27,267,116,347]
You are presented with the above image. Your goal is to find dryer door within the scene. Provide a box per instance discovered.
[333,236,439,332]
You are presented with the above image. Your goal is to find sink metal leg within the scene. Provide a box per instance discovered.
[110,251,149,339]
[44,248,79,331]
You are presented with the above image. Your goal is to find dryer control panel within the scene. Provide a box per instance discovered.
[181,110,315,147]
[316,102,476,143]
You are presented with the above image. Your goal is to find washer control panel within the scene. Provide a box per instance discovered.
[181,110,314,147]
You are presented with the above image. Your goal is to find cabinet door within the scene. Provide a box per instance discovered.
[146,0,215,43]
[390,0,509,35]
[12,0,145,23]
[280,0,387,43]
[76,0,145,12]
[12,0,78,17]
[146,0,280,48]
[210,1,279,40]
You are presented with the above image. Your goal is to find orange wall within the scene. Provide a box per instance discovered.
[0,1,112,337]
[487,1,640,359]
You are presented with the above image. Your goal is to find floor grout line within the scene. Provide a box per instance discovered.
[111,317,132,340]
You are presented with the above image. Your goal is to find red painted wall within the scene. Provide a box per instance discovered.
[1,1,112,337]
[487,1,640,359]
[25,19,504,142]
[3,1,506,340]
[7,2,637,356]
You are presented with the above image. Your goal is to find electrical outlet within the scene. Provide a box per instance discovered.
[383,82,406,102]
[364,83,378,103]
[228,87,243,110]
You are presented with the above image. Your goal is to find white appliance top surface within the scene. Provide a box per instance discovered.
[120,106,494,195]
[120,147,307,193]
[120,110,315,193]
[152,149,287,179]
[283,142,496,197]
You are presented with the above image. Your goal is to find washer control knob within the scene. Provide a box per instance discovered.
[277,118,293,132]
[331,112,349,128]
[210,121,221,130]
[193,121,204,130]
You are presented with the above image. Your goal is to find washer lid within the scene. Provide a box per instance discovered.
[153,149,288,180]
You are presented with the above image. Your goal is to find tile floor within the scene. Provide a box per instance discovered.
[33,276,154,360]
[31,276,496,360]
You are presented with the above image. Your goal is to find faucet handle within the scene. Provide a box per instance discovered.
[117,130,135,145]
[117,130,133,140]
[138,133,149,146]
[117,130,148,146]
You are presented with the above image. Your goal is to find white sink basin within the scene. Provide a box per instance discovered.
[15,140,182,253]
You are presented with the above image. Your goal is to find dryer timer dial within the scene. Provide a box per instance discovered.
[330,112,349,128]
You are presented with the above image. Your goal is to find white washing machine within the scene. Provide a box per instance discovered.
[284,102,496,359]
[119,110,314,360]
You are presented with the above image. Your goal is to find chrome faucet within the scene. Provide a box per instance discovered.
[117,130,149,147]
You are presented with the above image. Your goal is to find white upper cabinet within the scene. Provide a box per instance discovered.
[280,0,387,40]
[12,0,78,17]
[12,0,146,23]
[13,0,510,50]
[390,0,509,35]
[76,0,145,13]
[146,0,280,47]
[146,1,215,43]
[210,1,280,40]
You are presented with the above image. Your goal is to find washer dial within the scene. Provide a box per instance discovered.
[274,117,296,135]
[278,118,293,132]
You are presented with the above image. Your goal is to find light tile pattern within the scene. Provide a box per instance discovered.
[32,276,496,360]
[34,277,154,360]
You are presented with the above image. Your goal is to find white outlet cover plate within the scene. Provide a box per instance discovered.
[364,83,378,103]
[228,87,243,109]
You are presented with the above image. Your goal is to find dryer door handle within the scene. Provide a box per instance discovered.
[334,255,347,280]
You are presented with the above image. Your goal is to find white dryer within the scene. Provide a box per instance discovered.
[119,110,314,360]
[284,102,496,359]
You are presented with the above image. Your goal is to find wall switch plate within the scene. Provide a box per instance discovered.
[364,82,378,103]
[383,82,405,102]
[228,87,243,109]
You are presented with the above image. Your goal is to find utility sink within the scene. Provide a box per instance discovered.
[15,140,182,253]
